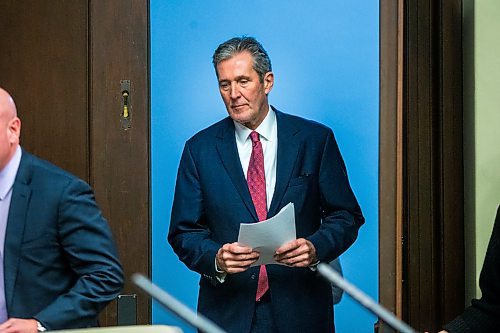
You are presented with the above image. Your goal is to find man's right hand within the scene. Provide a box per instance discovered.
[216,242,259,274]
[0,318,38,333]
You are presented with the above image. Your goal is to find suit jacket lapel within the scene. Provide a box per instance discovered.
[268,109,301,217]
[4,150,32,309]
[215,119,259,221]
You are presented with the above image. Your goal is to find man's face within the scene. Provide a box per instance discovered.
[216,51,274,130]
[0,92,20,172]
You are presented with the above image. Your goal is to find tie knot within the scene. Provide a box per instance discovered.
[250,131,260,144]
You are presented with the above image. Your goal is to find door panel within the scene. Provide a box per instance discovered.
[0,0,89,180]
[90,0,150,326]
[0,0,150,326]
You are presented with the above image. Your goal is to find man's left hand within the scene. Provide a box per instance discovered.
[274,238,318,267]
[0,318,38,333]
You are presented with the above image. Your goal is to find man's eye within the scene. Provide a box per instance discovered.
[240,80,248,86]
[220,83,230,90]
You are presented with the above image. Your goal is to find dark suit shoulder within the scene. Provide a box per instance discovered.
[276,109,332,134]
[186,116,233,147]
[17,149,87,188]
[184,109,334,149]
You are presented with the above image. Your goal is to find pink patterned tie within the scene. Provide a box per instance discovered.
[247,131,269,301]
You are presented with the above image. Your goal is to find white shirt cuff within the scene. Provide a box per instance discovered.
[215,257,227,283]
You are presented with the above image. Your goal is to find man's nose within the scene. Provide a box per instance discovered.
[230,83,240,99]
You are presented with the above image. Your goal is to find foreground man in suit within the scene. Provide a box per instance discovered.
[440,205,500,333]
[0,87,123,332]
[168,37,364,332]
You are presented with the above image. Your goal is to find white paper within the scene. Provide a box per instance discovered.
[237,202,296,266]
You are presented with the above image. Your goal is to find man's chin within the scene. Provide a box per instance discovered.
[233,118,250,126]
[229,111,251,124]
[235,118,262,130]
[228,110,267,130]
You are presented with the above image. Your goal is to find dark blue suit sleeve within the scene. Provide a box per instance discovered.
[33,178,123,329]
[307,129,365,262]
[168,143,221,282]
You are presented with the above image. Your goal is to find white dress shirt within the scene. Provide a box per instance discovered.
[0,146,22,257]
[215,107,278,281]
[233,107,278,209]
[0,146,22,323]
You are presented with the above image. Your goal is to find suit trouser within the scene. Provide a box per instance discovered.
[250,291,276,333]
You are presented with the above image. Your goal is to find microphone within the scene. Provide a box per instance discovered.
[132,273,227,333]
[317,263,416,333]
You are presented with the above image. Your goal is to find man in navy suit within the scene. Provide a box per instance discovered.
[0,87,123,333]
[168,37,364,333]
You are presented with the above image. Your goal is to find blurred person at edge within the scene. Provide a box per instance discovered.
[428,206,500,333]
[0,87,123,333]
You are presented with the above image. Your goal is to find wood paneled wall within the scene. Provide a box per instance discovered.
[404,0,464,330]
[0,1,89,180]
[380,0,464,331]
[0,0,150,325]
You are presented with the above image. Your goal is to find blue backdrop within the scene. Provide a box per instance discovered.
[151,1,379,332]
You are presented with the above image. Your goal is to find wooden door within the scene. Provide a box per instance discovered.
[0,0,150,325]
[379,0,465,331]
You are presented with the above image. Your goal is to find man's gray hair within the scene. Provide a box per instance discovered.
[212,36,272,82]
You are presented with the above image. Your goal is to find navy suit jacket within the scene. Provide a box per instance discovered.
[168,109,364,333]
[3,150,123,330]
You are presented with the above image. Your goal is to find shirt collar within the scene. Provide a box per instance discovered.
[234,106,276,144]
[0,146,22,200]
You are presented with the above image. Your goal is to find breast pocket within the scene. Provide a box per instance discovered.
[282,174,319,221]
[288,174,312,187]
[20,231,62,267]
[284,175,313,204]
[21,233,58,250]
